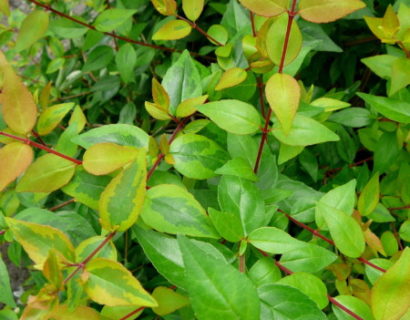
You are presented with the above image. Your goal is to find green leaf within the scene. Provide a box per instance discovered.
[399,220,410,242]
[178,236,260,320]
[390,57,410,96]
[361,54,398,80]
[266,13,302,66]
[278,272,328,309]
[266,73,301,135]
[72,124,149,149]
[218,175,266,235]
[50,18,88,38]
[16,154,76,193]
[116,43,137,83]
[152,20,192,40]
[365,259,393,285]
[332,295,375,320]
[371,248,410,320]
[75,236,117,262]
[358,173,379,216]
[94,8,137,32]
[316,202,365,258]
[239,0,287,17]
[215,157,258,181]
[0,254,16,307]
[133,226,186,289]
[273,115,339,146]
[215,68,247,91]
[141,184,219,238]
[162,50,202,113]
[84,258,157,307]
[83,143,139,176]
[299,0,366,23]
[258,283,327,319]
[99,150,146,232]
[280,244,338,273]
[0,0,10,16]
[329,108,373,128]
[182,0,204,21]
[5,217,75,269]
[36,103,75,136]
[15,10,49,52]
[208,207,244,242]
[357,93,410,123]
[62,167,111,210]
[197,100,261,135]
[152,286,190,316]
[249,257,282,287]
[248,227,306,254]
[82,46,114,72]
[169,133,229,179]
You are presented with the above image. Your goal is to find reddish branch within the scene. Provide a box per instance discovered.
[328,295,364,320]
[177,15,224,46]
[389,204,410,211]
[254,2,298,173]
[0,131,82,165]
[278,209,387,273]
[119,307,145,320]
[49,198,76,211]
[26,0,214,61]
[0,230,5,236]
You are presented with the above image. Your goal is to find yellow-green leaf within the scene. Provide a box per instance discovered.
[0,142,33,192]
[215,68,247,91]
[48,304,101,320]
[310,97,350,112]
[358,173,380,216]
[182,0,204,21]
[153,20,192,41]
[5,217,75,269]
[266,73,300,135]
[83,258,157,307]
[0,0,10,16]
[15,10,49,52]
[152,287,189,316]
[69,105,87,133]
[364,5,400,44]
[176,95,208,118]
[145,101,171,120]
[151,0,177,16]
[266,13,302,66]
[16,154,76,193]
[371,248,410,320]
[152,78,170,110]
[0,51,37,134]
[75,236,117,262]
[239,0,288,17]
[36,103,75,136]
[99,150,146,232]
[299,0,366,23]
[390,58,410,96]
[83,143,139,176]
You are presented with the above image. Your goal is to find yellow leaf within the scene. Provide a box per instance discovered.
[152,20,192,41]
[48,304,101,320]
[0,51,38,134]
[182,0,204,21]
[15,10,49,52]
[266,73,300,134]
[215,68,247,91]
[299,0,366,23]
[83,142,140,176]
[36,102,75,136]
[364,5,400,44]
[152,78,170,110]
[310,97,350,112]
[152,287,190,316]
[68,105,87,133]
[99,150,147,232]
[84,258,157,307]
[0,0,10,16]
[0,142,33,192]
[5,217,75,269]
[145,101,171,120]
[176,95,208,118]
[151,0,177,16]
[239,0,288,17]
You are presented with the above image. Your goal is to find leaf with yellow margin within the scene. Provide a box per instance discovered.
[152,20,192,41]
[36,103,75,136]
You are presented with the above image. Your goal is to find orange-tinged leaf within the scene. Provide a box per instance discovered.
[182,0,204,21]
[266,73,300,134]
[152,78,170,110]
[266,13,302,66]
[239,0,288,17]
[83,142,139,176]
[152,20,192,41]
[36,102,75,136]
[299,0,366,23]
[215,68,247,91]
[364,228,386,256]
[5,217,75,269]
[99,150,146,232]
[152,287,189,316]
[151,0,177,16]
[15,10,49,52]
[365,5,400,44]
[176,95,208,118]
[83,258,157,307]
[16,154,76,193]
[0,142,33,192]
[0,51,37,134]
[371,248,410,320]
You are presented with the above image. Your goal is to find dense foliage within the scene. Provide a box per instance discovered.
[0,0,409,319]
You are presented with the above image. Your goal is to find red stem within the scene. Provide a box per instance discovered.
[249,11,257,37]
[177,15,224,46]
[27,0,214,61]
[49,198,76,211]
[389,204,410,211]
[253,2,298,173]
[63,231,116,284]
[328,295,364,320]
[0,230,5,236]
[0,131,82,165]
[118,306,145,320]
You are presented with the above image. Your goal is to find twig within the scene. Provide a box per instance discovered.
[177,15,224,46]
[119,306,145,320]
[49,198,76,211]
